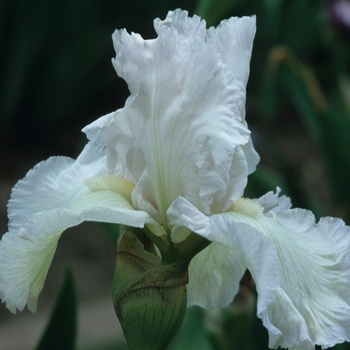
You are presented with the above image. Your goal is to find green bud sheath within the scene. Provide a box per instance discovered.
[113,228,188,350]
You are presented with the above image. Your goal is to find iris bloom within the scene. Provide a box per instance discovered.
[1,9,350,350]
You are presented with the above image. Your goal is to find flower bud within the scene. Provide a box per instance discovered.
[112,227,188,350]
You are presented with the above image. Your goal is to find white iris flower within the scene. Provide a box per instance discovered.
[1,9,350,350]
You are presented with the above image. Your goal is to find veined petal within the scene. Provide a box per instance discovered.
[156,11,256,91]
[206,15,259,174]
[167,196,279,309]
[153,9,207,39]
[187,242,246,309]
[83,10,253,226]
[0,224,59,314]
[1,142,152,313]
[7,142,148,228]
[0,203,147,314]
[163,11,260,179]
[257,187,292,214]
[206,15,254,130]
[8,142,108,229]
[197,144,248,214]
[169,194,350,348]
[226,197,350,349]
[207,16,256,89]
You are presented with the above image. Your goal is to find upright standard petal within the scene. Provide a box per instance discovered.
[83,10,255,228]
[207,16,256,88]
[1,142,150,313]
[206,15,260,174]
[153,9,207,39]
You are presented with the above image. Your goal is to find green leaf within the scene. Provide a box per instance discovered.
[279,63,323,140]
[102,223,120,243]
[35,267,77,350]
[168,307,211,350]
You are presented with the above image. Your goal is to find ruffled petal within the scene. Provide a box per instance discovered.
[207,16,256,88]
[170,193,350,348]
[201,145,248,214]
[207,15,259,174]
[227,197,350,349]
[0,203,148,314]
[242,136,260,175]
[153,9,207,39]
[257,187,292,214]
[8,142,107,229]
[167,196,279,310]
[83,10,253,226]
[1,142,151,313]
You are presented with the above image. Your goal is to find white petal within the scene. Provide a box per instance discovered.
[131,168,162,224]
[207,16,259,174]
[8,142,107,229]
[154,9,206,39]
[0,225,59,314]
[1,142,151,313]
[84,14,252,225]
[207,16,256,88]
[242,136,260,175]
[187,242,246,309]
[227,197,350,349]
[167,196,209,242]
[196,136,249,214]
[167,196,279,309]
[257,187,292,214]
[0,202,148,313]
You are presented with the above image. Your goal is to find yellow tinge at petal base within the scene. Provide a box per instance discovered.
[85,174,169,241]
[84,174,135,204]
[229,197,264,216]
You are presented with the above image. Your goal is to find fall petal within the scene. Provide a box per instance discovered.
[0,202,148,313]
[167,196,279,310]
[8,142,107,229]
[227,197,350,349]
[187,242,246,309]
[1,142,151,313]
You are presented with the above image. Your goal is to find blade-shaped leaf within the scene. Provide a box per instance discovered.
[35,267,77,350]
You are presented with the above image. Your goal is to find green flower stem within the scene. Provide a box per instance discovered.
[142,225,211,265]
